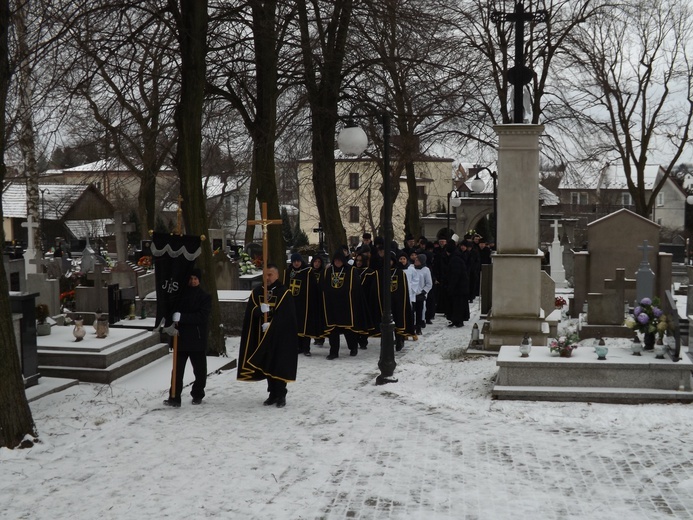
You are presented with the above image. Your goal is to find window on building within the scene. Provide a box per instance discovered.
[349,206,359,223]
[621,192,633,206]
[571,192,588,205]
[349,172,359,189]
[657,193,664,207]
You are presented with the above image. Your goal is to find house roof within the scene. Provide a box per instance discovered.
[2,183,113,220]
[558,162,668,191]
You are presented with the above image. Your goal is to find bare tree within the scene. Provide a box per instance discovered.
[451,0,610,162]
[346,0,474,237]
[47,0,179,237]
[296,0,355,254]
[0,0,38,449]
[206,0,300,268]
[562,0,693,217]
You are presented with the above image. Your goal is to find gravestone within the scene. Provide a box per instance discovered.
[80,237,96,273]
[3,255,26,292]
[571,209,670,318]
[581,268,638,339]
[549,219,567,288]
[106,212,136,264]
[136,270,156,300]
[75,263,108,312]
[636,240,655,303]
[215,254,240,290]
[21,215,40,275]
[540,271,556,316]
[662,290,682,362]
[9,292,40,387]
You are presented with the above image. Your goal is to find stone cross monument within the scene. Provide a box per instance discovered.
[21,214,40,275]
[550,219,567,288]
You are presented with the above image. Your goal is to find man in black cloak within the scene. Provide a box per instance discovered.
[283,253,322,356]
[237,264,298,408]
[364,252,414,351]
[322,250,367,359]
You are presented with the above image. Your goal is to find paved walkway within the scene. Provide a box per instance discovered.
[9,305,693,520]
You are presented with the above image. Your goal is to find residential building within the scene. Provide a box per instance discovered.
[297,151,454,246]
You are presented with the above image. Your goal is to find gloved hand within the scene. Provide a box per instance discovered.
[172,312,181,322]
[260,303,270,313]
[261,322,270,332]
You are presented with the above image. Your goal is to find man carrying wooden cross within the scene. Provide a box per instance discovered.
[237,203,299,408]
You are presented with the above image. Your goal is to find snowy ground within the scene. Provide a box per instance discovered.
[3,298,693,519]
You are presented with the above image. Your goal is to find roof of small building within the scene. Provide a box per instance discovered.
[2,183,113,220]
[558,162,667,191]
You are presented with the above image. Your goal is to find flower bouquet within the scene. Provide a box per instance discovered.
[555,296,567,309]
[549,331,580,357]
[238,248,261,275]
[624,297,668,337]
[624,297,670,349]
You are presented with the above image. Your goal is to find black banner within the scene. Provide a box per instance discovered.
[151,233,202,328]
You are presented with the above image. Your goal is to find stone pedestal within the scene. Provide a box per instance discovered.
[486,124,547,349]
[26,273,60,317]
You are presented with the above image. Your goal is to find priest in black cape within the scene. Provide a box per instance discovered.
[283,253,322,356]
[238,264,298,408]
[322,250,367,359]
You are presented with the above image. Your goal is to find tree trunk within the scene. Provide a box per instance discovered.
[172,0,224,355]
[16,1,40,252]
[403,160,420,237]
[297,0,353,255]
[0,0,37,449]
[248,0,284,270]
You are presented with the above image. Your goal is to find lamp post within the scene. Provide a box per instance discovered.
[337,113,397,385]
[447,189,461,239]
[470,168,498,245]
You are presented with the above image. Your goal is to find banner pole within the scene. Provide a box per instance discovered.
[170,195,184,399]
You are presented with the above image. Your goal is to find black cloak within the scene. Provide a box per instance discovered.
[237,280,299,383]
[283,263,323,338]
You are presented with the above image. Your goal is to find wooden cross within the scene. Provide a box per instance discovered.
[248,202,282,321]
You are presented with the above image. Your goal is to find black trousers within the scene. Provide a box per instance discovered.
[329,327,358,356]
[267,377,287,398]
[168,350,207,401]
[414,299,425,331]
[298,335,311,353]
[425,284,438,320]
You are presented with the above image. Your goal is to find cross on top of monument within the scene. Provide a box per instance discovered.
[550,219,562,242]
[106,211,136,264]
[21,214,41,274]
[604,268,636,306]
[491,2,548,123]
[638,239,654,265]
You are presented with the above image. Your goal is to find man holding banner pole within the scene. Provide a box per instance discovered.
[150,231,204,407]
[164,268,211,407]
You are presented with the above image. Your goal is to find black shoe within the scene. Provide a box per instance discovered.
[359,345,368,350]
[415,329,422,335]
[276,396,286,408]
[303,351,312,357]
[426,319,433,325]
[455,322,464,328]
[349,349,358,356]
[192,398,202,405]
[326,354,338,360]
[395,338,404,352]
[448,322,455,327]
[163,398,181,408]
[263,395,278,406]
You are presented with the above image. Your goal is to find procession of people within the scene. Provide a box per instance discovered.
[165,229,491,409]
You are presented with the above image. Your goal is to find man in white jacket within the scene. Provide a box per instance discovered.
[413,254,433,335]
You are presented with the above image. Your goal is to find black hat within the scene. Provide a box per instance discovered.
[332,250,347,263]
[417,254,427,266]
[190,268,202,281]
[290,253,303,263]
[405,233,414,241]
[362,233,372,239]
